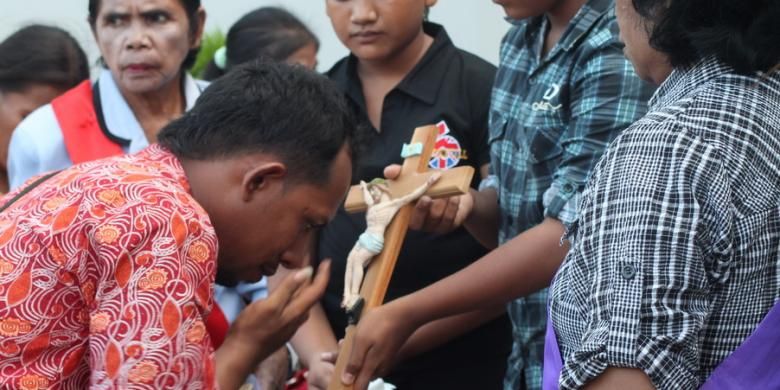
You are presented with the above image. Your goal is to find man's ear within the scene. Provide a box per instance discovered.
[191,7,207,49]
[241,162,287,202]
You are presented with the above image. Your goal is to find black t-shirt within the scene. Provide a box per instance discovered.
[319,23,511,388]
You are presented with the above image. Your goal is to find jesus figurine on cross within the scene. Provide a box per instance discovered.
[328,125,475,390]
[342,174,440,310]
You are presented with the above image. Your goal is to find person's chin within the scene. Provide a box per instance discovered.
[245,268,266,283]
[118,74,167,95]
[347,45,391,63]
[214,269,241,287]
[496,3,539,20]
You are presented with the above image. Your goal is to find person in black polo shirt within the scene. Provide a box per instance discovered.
[282,1,512,389]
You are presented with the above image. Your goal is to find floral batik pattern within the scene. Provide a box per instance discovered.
[0,145,219,389]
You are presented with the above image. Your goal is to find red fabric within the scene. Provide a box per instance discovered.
[286,369,308,390]
[204,304,229,349]
[50,80,123,164]
[0,145,218,388]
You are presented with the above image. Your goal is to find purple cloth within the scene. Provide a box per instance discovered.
[543,301,780,388]
[542,312,563,390]
[700,300,780,389]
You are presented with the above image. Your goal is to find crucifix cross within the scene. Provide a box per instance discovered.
[328,125,475,390]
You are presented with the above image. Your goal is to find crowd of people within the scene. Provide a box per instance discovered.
[0,0,777,389]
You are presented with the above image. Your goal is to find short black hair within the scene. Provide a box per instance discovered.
[158,61,356,185]
[203,7,318,81]
[88,0,202,69]
[632,0,780,74]
[0,25,88,93]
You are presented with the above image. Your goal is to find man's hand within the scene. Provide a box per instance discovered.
[255,347,291,390]
[232,261,330,360]
[383,165,473,235]
[217,261,330,389]
[306,350,338,390]
[340,302,417,390]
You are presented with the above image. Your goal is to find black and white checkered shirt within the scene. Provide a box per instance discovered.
[549,57,780,389]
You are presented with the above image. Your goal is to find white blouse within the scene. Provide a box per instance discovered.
[7,68,206,189]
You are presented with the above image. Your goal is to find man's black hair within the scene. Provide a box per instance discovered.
[88,0,202,69]
[632,0,780,74]
[158,60,357,185]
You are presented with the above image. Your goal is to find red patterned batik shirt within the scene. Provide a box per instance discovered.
[0,144,218,389]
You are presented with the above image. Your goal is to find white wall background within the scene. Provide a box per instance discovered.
[0,0,510,74]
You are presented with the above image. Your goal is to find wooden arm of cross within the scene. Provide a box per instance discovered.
[328,125,474,390]
[343,165,474,213]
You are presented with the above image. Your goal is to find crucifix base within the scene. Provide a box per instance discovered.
[346,297,365,326]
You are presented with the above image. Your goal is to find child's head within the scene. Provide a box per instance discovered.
[326,0,437,63]
[0,25,88,174]
[492,0,565,20]
[204,7,319,80]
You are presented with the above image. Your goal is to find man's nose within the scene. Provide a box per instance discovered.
[350,0,379,25]
[280,233,312,269]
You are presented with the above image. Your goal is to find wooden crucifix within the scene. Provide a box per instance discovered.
[328,125,475,390]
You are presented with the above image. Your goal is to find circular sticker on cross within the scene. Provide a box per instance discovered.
[428,120,462,170]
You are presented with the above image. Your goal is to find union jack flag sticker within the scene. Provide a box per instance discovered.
[428,120,462,170]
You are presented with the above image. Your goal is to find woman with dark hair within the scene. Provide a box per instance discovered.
[203,6,319,80]
[544,0,780,388]
[0,25,88,193]
[7,0,206,190]
[330,1,780,389]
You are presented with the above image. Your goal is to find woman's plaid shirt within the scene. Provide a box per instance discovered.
[550,58,780,389]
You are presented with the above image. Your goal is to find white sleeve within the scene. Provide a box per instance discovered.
[8,105,72,189]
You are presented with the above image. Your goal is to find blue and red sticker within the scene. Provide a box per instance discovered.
[428,120,462,170]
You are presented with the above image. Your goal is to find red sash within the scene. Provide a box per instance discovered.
[205,304,230,349]
[50,80,124,164]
